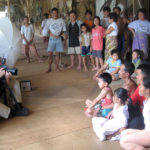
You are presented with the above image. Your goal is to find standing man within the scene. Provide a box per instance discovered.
[46,8,66,72]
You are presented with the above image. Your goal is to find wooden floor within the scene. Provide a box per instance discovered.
[0,36,123,150]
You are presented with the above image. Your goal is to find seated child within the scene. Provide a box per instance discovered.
[93,49,121,81]
[85,73,113,118]
[132,49,141,69]
[92,88,129,141]
[120,77,150,149]
[79,24,95,71]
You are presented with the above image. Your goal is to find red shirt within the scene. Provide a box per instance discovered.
[131,85,145,112]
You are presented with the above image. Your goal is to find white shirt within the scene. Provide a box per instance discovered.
[21,24,34,45]
[143,100,150,131]
[128,19,150,34]
[107,22,118,37]
[41,19,48,36]
[112,104,129,127]
[46,18,66,36]
[79,32,91,47]
[101,17,110,29]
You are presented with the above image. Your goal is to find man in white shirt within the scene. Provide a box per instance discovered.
[46,8,66,72]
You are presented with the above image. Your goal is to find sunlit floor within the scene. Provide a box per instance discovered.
[0,36,123,150]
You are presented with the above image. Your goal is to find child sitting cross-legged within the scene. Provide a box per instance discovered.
[85,73,113,118]
[92,88,129,142]
[93,49,121,81]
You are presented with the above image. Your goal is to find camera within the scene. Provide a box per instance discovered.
[0,58,18,76]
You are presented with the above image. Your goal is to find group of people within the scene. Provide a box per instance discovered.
[20,6,150,150]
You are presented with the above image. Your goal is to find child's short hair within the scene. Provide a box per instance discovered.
[138,8,146,17]
[143,77,150,89]
[85,10,92,16]
[24,16,29,19]
[113,6,121,12]
[122,61,135,76]
[109,12,118,22]
[114,88,128,104]
[80,23,87,29]
[137,64,150,78]
[103,6,111,12]
[69,10,77,16]
[111,49,119,55]
[98,73,112,85]
[51,8,59,13]
[44,13,49,19]
[133,49,141,56]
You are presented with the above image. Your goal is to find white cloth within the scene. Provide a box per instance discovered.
[128,19,150,34]
[107,22,118,37]
[41,19,48,36]
[0,102,10,119]
[92,104,129,141]
[143,100,150,131]
[46,18,66,36]
[79,32,91,47]
[21,24,34,45]
[101,17,110,29]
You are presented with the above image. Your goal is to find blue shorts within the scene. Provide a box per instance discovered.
[92,50,103,58]
[81,46,91,56]
[47,37,64,52]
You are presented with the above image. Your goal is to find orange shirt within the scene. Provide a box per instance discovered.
[84,19,94,29]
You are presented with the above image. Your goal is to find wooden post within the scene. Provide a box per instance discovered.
[6,0,10,18]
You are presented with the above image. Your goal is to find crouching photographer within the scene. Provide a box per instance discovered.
[0,59,29,119]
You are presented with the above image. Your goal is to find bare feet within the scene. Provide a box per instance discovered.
[84,68,88,72]
[55,67,62,72]
[38,59,43,63]
[92,67,99,71]
[26,59,30,64]
[46,68,52,73]
[77,66,82,70]
[67,65,74,69]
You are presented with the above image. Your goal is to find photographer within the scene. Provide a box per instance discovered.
[0,63,28,118]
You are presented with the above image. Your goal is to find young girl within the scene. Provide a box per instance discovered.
[85,73,113,118]
[128,8,150,59]
[91,16,104,70]
[21,16,43,63]
[92,88,129,141]
[105,13,118,61]
[79,24,95,71]
[120,77,150,150]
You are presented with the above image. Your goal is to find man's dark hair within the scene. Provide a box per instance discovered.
[143,77,150,89]
[138,8,147,17]
[103,6,111,12]
[109,12,118,22]
[98,73,112,85]
[69,10,77,15]
[113,6,121,12]
[51,8,59,13]
[111,49,119,55]
[44,13,49,19]
[85,10,92,16]
[133,49,141,57]
[114,88,129,104]
[137,64,150,78]
[122,62,135,76]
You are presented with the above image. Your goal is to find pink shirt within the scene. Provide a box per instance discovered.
[91,26,104,51]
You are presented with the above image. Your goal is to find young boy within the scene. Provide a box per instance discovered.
[46,8,66,72]
[21,16,43,63]
[93,49,121,81]
[79,24,95,71]
[67,10,83,70]
[132,49,141,69]
[101,6,111,29]
[85,73,113,118]
[84,10,93,31]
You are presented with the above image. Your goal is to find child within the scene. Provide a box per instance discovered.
[91,16,105,70]
[120,77,150,149]
[93,49,121,81]
[21,16,43,63]
[67,10,83,70]
[128,8,150,59]
[79,24,95,71]
[105,13,118,61]
[132,50,141,69]
[84,10,93,31]
[92,88,129,141]
[101,6,111,29]
[41,13,49,43]
[85,73,113,118]
[46,8,66,72]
